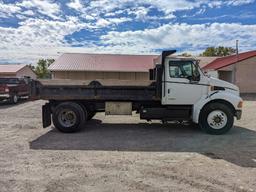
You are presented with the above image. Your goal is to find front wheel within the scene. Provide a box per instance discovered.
[199,103,234,135]
[10,94,18,104]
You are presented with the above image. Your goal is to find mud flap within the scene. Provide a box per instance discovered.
[42,103,51,128]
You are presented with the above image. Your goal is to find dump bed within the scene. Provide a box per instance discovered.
[31,79,159,102]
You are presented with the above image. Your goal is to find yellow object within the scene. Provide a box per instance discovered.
[237,101,243,108]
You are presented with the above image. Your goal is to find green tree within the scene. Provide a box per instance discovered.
[35,59,55,79]
[201,46,236,56]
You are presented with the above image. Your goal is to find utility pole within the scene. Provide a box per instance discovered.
[233,40,239,84]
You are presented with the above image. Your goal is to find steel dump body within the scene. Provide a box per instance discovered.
[32,79,160,102]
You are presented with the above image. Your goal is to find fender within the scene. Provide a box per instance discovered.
[192,91,242,123]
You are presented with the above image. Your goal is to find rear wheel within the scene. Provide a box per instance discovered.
[52,102,87,133]
[199,103,234,135]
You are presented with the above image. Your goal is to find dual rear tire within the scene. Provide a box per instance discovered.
[52,102,96,133]
[53,102,86,133]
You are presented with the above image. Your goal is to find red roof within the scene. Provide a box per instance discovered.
[49,53,158,72]
[0,64,27,74]
[203,51,256,70]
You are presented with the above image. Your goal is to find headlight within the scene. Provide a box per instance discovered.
[209,85,225,91]
[5,88,9,92]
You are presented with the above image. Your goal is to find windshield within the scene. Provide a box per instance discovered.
[0,78,19,84]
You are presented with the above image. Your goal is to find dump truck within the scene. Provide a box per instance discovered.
[30,50,243,135]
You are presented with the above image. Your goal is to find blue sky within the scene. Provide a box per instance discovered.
[0,0,256,63]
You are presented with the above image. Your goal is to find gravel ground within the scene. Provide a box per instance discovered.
[0,100,255,192]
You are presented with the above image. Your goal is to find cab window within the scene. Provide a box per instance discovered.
[169,65,182,78]
[169,60,199,79]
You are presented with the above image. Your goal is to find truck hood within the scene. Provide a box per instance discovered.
[209,77,239,91]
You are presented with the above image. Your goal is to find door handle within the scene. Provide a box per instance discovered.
[168,89,170,94]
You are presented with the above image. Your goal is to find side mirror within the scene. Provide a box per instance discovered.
[187,74,200,82]
[194,74,200,81]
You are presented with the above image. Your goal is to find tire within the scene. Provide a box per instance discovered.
[52,102,87,133]
[199,103,234,135]
[10,94,18,104]
[87,111,96,120]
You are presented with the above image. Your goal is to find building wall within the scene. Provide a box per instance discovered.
[16,66,37,79]
[217,56,256,93]
[235,56,256,93]
[52,71,149,81]
[0,66,36,79]
[218,65,233,71]
[218,71,233,83]
[0,73,15,78]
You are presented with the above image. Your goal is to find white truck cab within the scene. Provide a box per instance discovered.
[161,55,243,134]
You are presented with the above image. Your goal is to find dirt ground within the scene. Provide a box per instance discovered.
[0,100,255,192]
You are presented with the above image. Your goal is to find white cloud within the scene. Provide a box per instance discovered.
[84,15,95,20]
[225,0,255,6]
[94,17,132,28]
[0,16,89,63]
[75,0,255,23]
[0,1,21,18]
[67,0,83,10]
[107,17,132,24]
[86,0,202,18]
[0,0,255,63]
[96,18,111,27]
[1,20,256,64]
[22,10,35,16]
[100,23,256,53]
[17,0,61,19]
[85,0,256,17]
[128,7,149,20]
[208,0,255,8]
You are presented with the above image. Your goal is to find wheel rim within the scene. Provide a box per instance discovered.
[207,110,228,129]
[13,95,18,103]
[58,109,77,128]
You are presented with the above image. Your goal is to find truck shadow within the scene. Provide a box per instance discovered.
[30,120,256,168]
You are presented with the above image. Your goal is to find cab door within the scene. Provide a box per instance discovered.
[162,60,207,105]
[18,79,29,96]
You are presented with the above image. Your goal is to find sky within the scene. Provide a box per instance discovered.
[0,0,256,64]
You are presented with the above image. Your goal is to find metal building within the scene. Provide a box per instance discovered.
[48,53,158,81]
[0,64,36,79]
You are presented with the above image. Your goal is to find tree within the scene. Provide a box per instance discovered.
[200,46,236,57]
[35,59,55,79]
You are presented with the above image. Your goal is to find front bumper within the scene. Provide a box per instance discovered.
[235,110,242,120]
[0,93,10,100]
